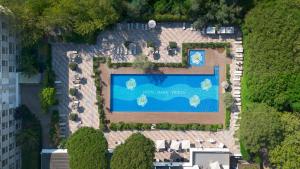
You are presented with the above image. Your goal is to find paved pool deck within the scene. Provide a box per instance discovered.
[100,48,231,124]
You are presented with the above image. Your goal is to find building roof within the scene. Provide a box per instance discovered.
[41,149,69,169]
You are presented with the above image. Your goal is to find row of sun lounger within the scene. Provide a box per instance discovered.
[126,23,149,30]
[232,42,243,121]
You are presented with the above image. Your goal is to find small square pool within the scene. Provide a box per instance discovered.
[189,50,205,67]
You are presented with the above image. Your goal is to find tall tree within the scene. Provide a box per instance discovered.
[240,103,283,154]
[242,0,300,111]
[67,127,108,169]
[270,131,300,169]
[15,105,42,169]
[111,133,155,169]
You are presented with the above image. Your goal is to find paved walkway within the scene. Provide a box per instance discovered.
[52,43,99,136]
[51,22,241,154]
[21,84,52,148]
[97,22,238,63]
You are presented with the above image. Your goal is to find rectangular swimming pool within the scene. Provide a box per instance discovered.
[110,67,219,112]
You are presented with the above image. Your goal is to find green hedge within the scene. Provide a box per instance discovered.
[50,110,60,146]
[226,64,231,86]
[93,57,107,131]
[110,122,223,132]
[225,108,231,129]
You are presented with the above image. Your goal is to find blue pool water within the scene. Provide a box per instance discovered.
[110,67,219,113]
[189,50,206,67]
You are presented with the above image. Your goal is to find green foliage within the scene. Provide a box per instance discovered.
[49,110,60,146]
[132,55,155,72]
[240,140,251,161]
[223,92,234,110]
[111,133,155,169]
[146,41,155,48]
[69,88,77,96]
[242,0,300,111]
[190,0,242,29]
[39,87,56,112]
[69,113,78,121]
[67,127,108,169]
[15,105,42,169]
[280,113,300,138]
[225,108,231,129]
[109,122,223,132]
[20,50,39,77]
[240,103,283,154]
[270,131,300,169]
[226,64,231,86]
[169,41,177,49]
[69,62,78,71]
[93,57,107,130]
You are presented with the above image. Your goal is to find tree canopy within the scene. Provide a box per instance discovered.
[110,133,155,169]
[239,103,283,154]
[242,0,300,111]
[15,105,42,169]
[270,131,300,169]
[67,127,108,169]
[39,87,56,112]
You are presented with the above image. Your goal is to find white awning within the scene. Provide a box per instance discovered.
[206,27,216,34]
[225,27,234,34]
[218,27,226,34]
[209,161,221,169]
[170,140,180,151]
[155,140,165,150]
[181,140,190,150]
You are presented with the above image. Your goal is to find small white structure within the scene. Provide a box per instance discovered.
[148,20,156,29]
[155,140,165,150]
[170,140,180,151]
[181,140,191,150]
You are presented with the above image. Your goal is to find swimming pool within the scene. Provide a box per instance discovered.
[111,67,219,113]
[189,50,205,67]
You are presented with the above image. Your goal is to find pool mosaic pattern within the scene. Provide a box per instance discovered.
[189,50,206,67]
[111,67,219,113]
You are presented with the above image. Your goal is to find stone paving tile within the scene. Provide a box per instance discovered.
[52,22,241,154]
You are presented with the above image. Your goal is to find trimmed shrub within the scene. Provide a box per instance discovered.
[225,108,231,129]
[169,41,177,49]
[146,41,155,48]
[69,88,77,96]
[109,122,223,131]
[69,62,77,71]
[69,113,78,121]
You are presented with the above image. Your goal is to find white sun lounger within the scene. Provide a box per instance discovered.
[234,41,243,45]
[236,48,244,53]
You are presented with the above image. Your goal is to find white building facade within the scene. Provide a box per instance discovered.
[0,6,21,169]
